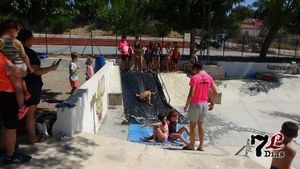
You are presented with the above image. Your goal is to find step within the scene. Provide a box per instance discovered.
[108,65,123,106]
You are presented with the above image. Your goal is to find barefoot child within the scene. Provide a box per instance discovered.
[270,121,298,169]
[167,110,190,145]
[69,53,80,94]
[0,20,34,119]
[85,56,94,80]
[144,42,153,71]
[141,114,169,143]
[136,88,155,105]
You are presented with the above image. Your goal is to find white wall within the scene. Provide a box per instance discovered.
[52,61,114,137]
[217,61,299,77]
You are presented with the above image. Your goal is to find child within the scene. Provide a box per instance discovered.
[118,35,130,71]
[0,20,34,119]
[69,52,80,94]
[167,110,190,145]
[165,43,172,72]
[144,42,153,71]
[172,42,181,71]
[133,36,142,71]
[152,43,162,72]
[270,121,298,169]
[85,56,94,81]
[141,114,169,143]
[136,88,155,106]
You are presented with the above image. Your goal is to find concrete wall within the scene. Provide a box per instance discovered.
[52,61,114,137]
[217,61,299,77]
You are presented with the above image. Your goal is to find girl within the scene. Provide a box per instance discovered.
[133,36,142,71]
[0,20,34,119]
[172,42,181,71]
[152,43,162,72]
[165,43,172,72]
[167,110,190,145]
[144,42,153,71]
[118,35,130,71]
[85,56,94,80]
[141,114,169,143]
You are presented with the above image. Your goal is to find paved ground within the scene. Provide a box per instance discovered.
[160,72,300,169]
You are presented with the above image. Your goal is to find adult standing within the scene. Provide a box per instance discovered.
[0,52,31,164]
[183,62,217,151]
[17,29,59,143]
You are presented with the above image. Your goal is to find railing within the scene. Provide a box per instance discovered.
[157,72,171,104]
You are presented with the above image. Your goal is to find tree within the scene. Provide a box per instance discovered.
[254,0,300,58]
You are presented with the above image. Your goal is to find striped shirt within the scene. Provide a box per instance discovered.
[0,38,22,63]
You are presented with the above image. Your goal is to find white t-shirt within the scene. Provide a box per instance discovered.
[69,62,79,81]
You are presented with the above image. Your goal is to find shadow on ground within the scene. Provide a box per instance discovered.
[12,137,99,169]
[262,111,300,124]
[41,89,64,104]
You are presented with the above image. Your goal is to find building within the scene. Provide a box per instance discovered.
[241,18,263,37]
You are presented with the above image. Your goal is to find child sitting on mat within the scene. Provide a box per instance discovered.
[136,88,155,106]
[141,114,169,143]
[167,110,190,145]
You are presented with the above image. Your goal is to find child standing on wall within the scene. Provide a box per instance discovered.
[118,35,130,71]
[85,56,94,81]
[144,42,153,72]
[0,20,34,119]
[69,53,80,94]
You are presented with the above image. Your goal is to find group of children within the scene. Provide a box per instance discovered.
[118,36,181,72]
[68,53,95,94]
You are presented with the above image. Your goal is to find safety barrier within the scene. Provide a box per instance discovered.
[52,61,114,137]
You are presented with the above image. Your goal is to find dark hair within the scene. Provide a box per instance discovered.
[145,87,150,91]
[281,121,298,138]
[192,62,203,70]
[71,52,79,59]
[17,29,33,43]
[0,19,21,36]
[167,110,178,120]
[135,36,139,39]
[157,113,166,125]
[121,35,127,39]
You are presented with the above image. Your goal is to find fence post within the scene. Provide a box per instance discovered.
[295,38,298,58]
[278,36,281,57]
[69,31,72,55]
[241,34,245,57]
[45,31,48,54]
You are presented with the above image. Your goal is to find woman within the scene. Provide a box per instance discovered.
[165,43,172,72]
[133,36,142,71]
[17,29,59,143]
[172,42,181,71]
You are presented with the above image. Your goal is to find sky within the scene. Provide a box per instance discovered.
[241,0,256,6]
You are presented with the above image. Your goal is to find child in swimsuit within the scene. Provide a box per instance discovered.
[152,43,162,72]
[133,36,142,71]
[0,20,34,119]
[270,121,298,169]
[165,43,172,72]
[136,88,155,106]
[141,114,169,143]
[144,42,153,71]
[167,110,190,145]
[85,56,94,80]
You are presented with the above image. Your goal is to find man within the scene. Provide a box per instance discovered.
[183,62,217,151]
[0,52,31,164]
[17,29,59,143]
[271,121,298,169]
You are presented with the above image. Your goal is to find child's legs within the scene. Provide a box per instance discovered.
[178,125,190,135]
[170,133,189,145]
[157,57,160,70]
[153,127,167,142]
[8,74,25,107]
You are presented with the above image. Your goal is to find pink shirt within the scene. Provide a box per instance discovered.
[0,52,15,92]
[118,40,130,56]
[189,72,214,103]
[86,65,95,80]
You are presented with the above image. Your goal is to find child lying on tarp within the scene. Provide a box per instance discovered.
[136,88,155,106]
[167,110,190,145]
[141,114,168,143]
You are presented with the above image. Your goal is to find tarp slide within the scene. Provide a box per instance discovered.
[121,72,188,124]
[128,124,189,146]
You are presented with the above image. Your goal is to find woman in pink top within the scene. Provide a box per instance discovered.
[85,57,94,80]
[183,62,218,151]
[118,35,131,71]
[141,114,169,143]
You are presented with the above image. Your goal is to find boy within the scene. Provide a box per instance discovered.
[136,88,155,106]
[270,121,298,169]
[69,53,80,94]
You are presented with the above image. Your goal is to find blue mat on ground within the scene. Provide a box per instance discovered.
[128,124,189,146]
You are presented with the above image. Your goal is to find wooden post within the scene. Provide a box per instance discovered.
[69,31,72,55]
